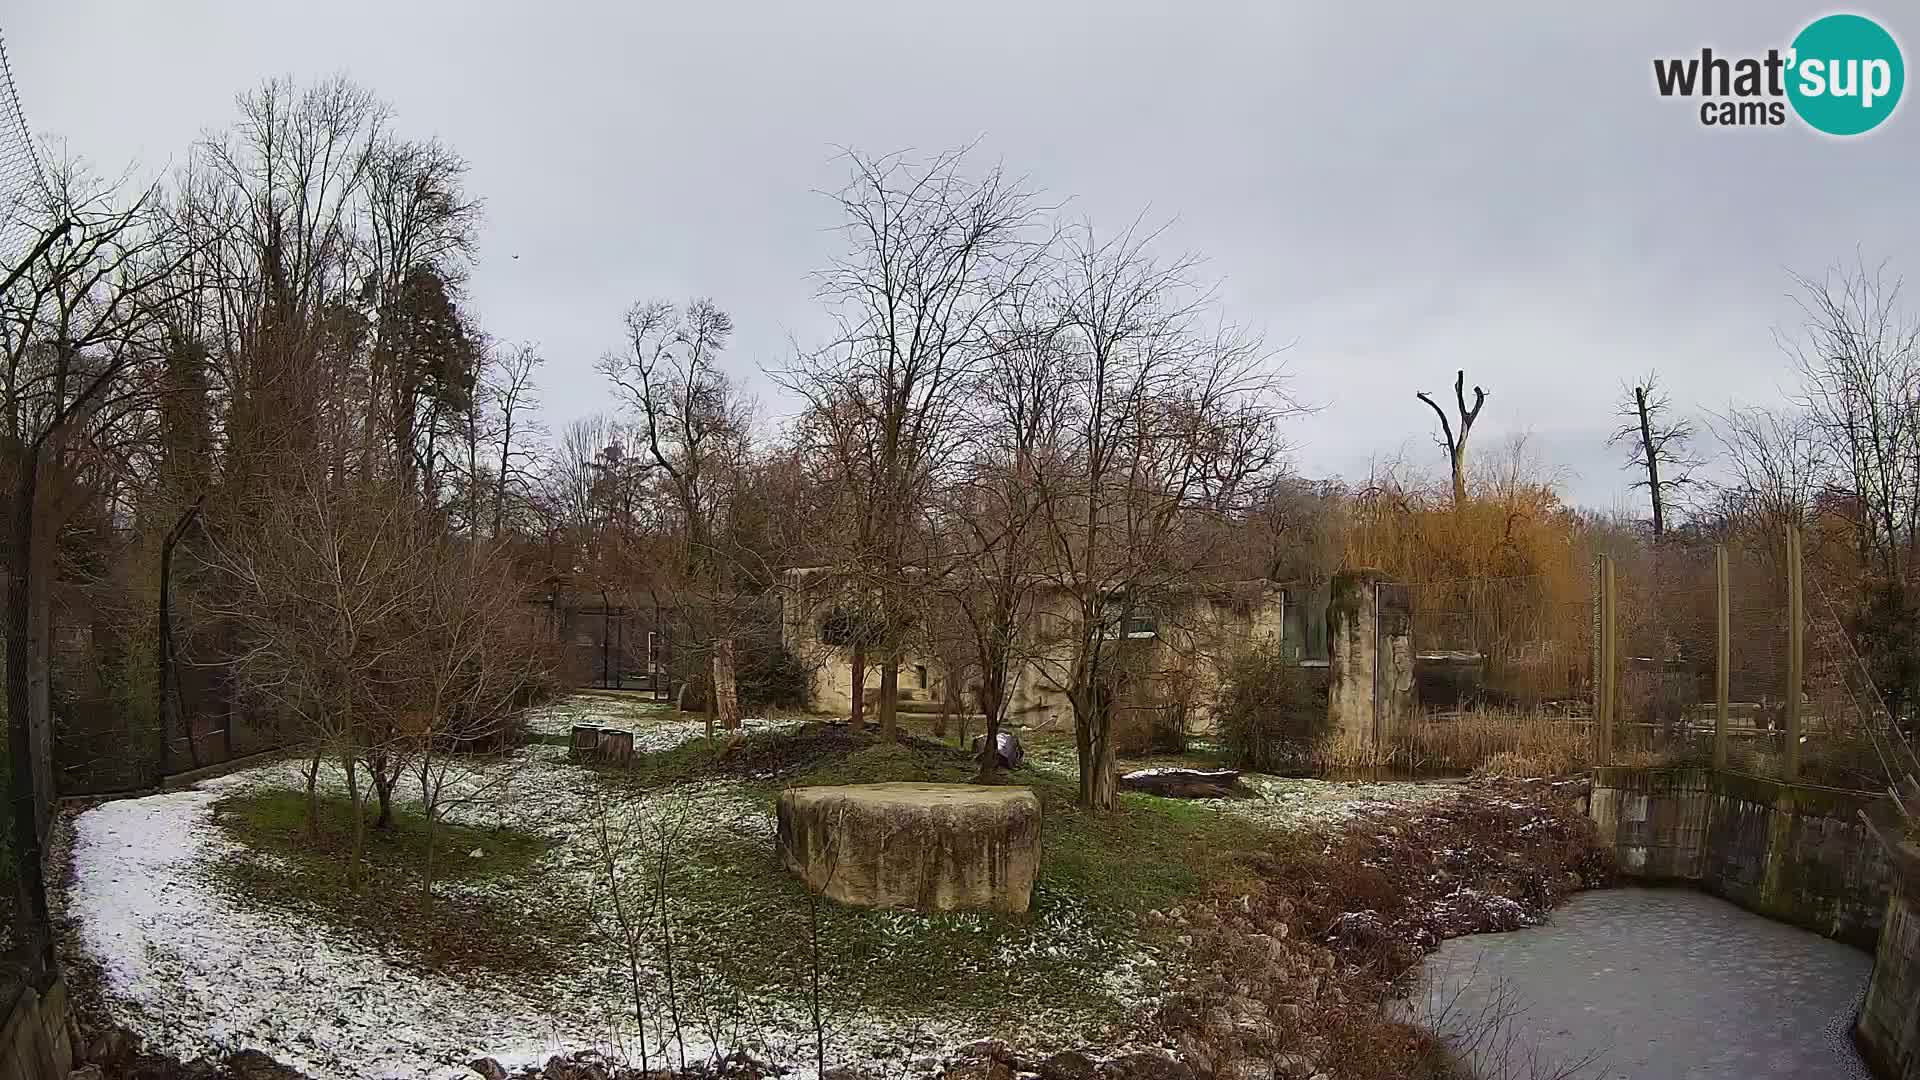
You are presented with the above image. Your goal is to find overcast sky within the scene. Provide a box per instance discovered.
[11,2,1916,511]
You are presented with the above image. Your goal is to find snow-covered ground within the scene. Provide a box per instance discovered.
[65,694,1450,1080]
[518,695,804,747]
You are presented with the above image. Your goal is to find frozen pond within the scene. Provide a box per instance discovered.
[1417,887,1872,1080]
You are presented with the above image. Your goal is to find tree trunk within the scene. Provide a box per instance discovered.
[600,588,614,690]
[1635,386,1665,539]
[422,780,438,910]
[878,657,898,742]
[1449,445,1467,507]
[1074,682,1117,811]
[25,517,53,840]
[712,638,741,732]
[372,759,396,831]
[4,463,57,987]
[935,675,957,739]
[849,644,867,732]
[975,663,1006,783]
[345,755,367,891]
[304,750,323,841]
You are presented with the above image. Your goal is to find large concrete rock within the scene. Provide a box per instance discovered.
[776,783,1041,912]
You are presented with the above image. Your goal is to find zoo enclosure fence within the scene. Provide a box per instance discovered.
[1401,529,1918,791]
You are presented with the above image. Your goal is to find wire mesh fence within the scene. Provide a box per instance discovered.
[0,27,45,265]
[1397,532,1918,792]
[1406,575,1594,714]
[1615,535,1907,788]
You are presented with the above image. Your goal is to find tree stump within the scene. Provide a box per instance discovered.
[776,783,1041,912]
[596,728,634,766]
[570,725,602,760]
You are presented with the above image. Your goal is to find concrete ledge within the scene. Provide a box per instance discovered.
[1591,766,1891,949]
[1858,844,1920,1079]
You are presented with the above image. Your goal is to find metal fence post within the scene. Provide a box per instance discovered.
[1785,525,1804,780]
[1715,544,1730,771]
[1596,554,1617,767]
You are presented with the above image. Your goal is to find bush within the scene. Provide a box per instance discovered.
[1218,646,1328,772]
[737,642,811,712]
[1416,707,1589,777]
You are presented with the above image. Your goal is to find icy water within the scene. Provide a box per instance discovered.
[1417,887,1873,1080]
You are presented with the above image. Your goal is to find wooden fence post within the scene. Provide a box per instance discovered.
[1596,554,1617,767]
[1715,544,1730,771]
[1785,525,1804,780]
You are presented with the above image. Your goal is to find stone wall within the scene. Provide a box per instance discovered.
[1590,766,1893,948]
[1324,569,1412,757]
[778,567,1293,728]
[1858,844,1920,1079]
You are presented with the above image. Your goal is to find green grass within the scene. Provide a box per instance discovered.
[208,724,1279,1034]
[586,726,1275,1025]
[209,789,579,976]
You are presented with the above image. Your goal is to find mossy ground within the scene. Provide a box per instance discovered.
[207,787,583,976]
[206,720,1274,1035]
[581,725,1274,1027]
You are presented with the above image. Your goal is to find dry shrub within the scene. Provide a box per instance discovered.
[1409,708,1591,777]
[1149,782,1610,1080]
[1217,647,1328,772]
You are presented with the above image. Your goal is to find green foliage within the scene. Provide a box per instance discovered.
[1218,645,1328,773]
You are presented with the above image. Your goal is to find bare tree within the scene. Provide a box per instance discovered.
[200,466,441,882]
[598,299,754,735]
[1608,374,1699,538]
[412,541,548,903]
[1,152,189,979]
[781,146,1050,740]
[1782,258,1920,578]
[928,288,1068,778]
[1709,404,1823,533]
[1036,221,1293,810]
[488,341,544,538]
[1417,369,1488,506]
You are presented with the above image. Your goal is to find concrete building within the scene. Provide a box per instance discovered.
[780,567,1310,735]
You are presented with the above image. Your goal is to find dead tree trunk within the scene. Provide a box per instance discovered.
[1635,385,1666,538]
[1416,370,1487,507]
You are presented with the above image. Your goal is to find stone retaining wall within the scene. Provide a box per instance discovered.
[1858,843,1920,1079]
[1589,766,1892,948]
